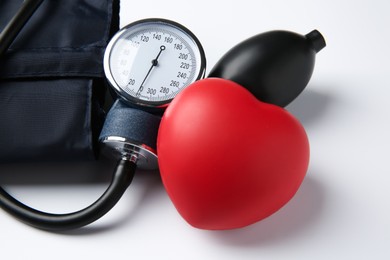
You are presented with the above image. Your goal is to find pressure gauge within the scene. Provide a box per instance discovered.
[104,18,206,109]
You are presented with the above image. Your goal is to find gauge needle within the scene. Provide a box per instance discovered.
[136,45,166,97]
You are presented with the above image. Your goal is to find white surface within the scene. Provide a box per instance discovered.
[1,0,390,259]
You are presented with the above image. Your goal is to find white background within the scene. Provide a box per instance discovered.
[1,0,390,259]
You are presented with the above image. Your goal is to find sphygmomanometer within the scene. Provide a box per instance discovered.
[0,0,326,231]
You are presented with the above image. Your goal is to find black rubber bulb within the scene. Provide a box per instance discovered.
[208,30,326,107]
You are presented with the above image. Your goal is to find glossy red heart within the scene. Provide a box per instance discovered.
[157,78,309,230]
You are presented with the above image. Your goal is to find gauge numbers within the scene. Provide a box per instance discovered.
[104,19,206,108]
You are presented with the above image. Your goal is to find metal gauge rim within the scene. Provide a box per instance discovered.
[104,18,206,109]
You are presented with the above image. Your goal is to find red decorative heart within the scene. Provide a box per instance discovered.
[157,78,309,230]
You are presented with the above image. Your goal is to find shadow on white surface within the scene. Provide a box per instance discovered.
[207,174,325,247]
[286,87,333,126]
[57,169,165,236]
[0,158,166,235]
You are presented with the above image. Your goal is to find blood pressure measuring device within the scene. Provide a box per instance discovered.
[0,18,206,231]
[100,18,206,169]
[0,10,325,231]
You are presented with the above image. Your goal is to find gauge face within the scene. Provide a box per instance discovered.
[104,19,206,108]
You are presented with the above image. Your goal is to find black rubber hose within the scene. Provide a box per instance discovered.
[0,0,44,56]
[0,159,136,231]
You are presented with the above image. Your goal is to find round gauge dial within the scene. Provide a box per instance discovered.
[104,18,206,109]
